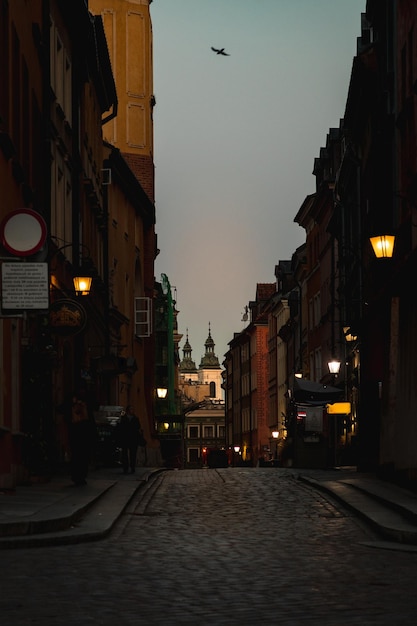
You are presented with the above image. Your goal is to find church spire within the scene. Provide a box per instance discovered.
[199,322,220,369]
[179,328,197,373]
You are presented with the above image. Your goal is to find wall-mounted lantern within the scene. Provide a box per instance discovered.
[328,359,341,375]
[73,275,92,296]
[369,234,395,259]
[50,239,94,296]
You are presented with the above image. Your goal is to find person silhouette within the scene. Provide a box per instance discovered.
[118,405,141,474]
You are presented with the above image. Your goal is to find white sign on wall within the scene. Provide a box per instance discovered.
[1,262,49,310]
[304,406,324,433]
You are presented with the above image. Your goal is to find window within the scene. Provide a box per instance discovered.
[50,18,72,123]
[64,53,72,120]
[203,425,214,438]
[314,293,321,327]
[135,297,152,337]
[51,149,72,249]
[242,407,251,431]
[188,425,199,438]
[55,34,64,107]
[309,298,313,331]
[11,26,20,150]
[314,348,322,382]
[217,425,225,438]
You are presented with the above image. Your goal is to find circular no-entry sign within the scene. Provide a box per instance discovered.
[0,209,47,257]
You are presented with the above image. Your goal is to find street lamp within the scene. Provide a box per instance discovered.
[369,234,395,259]
[328,359,341,375]
[72,275,93,297]
[156,387,168,399]
[272,429,279,462]
[50,240,93,296]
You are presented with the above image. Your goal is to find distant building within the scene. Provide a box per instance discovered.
[198,324,223,399]
[224,284,275,465]
[179,330,199,382]
[179,325,223,404]
[184,399,226,468]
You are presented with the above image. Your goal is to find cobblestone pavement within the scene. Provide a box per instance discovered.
[2,468,417,625]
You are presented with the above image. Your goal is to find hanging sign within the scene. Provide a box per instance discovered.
[49,299,87,336]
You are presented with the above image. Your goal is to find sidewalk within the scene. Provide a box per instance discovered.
[0,466,165,549]
[299,467,417,549]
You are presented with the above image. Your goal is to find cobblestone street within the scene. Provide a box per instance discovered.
[2,468,417,625]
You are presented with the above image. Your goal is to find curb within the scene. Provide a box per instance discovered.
[0,469,166,549]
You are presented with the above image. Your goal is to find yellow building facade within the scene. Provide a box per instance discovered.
[89,0,155,202]
[89,0,158,461]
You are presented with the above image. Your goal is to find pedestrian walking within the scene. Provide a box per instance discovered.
[117,405,141,474]
[58,388,97,486]
[138,421,147,466]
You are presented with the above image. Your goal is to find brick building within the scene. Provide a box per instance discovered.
[225,283,275,465]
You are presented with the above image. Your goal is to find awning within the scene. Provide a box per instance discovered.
[293,378,343,404]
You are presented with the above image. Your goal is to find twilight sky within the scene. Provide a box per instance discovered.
[151,0,366,366]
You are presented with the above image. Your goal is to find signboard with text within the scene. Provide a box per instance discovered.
[1,262,49,310]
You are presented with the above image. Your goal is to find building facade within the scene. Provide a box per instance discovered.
[225,284,274,465]
[335,0,417,484]
[225,2,417,486]
[184,399,226,469]
[1,0,46,487]
[179,327,224,403]
[89,0,157,461]
[0,0,159,487]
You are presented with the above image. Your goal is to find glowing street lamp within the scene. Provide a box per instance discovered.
[328,359,341,375]
[369,234,395,259]
[72,275,92,296]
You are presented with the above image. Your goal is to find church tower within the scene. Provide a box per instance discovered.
[199,324,223,400]
[179,330,198,382]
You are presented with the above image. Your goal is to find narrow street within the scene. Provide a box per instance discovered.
[2,468,417,625]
